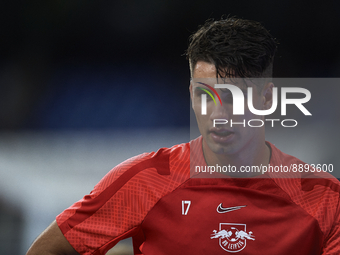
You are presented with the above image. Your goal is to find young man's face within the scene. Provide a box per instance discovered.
[190,61,271,157]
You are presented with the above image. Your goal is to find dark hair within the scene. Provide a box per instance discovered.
[186,17,277,79]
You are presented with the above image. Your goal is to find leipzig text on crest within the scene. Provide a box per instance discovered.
[211,223,255,253]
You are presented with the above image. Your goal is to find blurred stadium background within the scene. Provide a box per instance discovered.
[0,1,339,254]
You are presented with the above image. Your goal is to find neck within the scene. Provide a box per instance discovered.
[202,136,270,177]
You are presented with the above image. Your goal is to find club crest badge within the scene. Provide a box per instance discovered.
[211,223,255,253]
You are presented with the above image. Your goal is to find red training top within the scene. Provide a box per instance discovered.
[56,136,340,254]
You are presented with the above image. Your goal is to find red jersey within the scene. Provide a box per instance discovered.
[56,136,340,254]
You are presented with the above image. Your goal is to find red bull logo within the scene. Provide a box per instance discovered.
[211,223,255,252]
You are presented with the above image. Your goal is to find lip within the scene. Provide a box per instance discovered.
[209,127,235,143]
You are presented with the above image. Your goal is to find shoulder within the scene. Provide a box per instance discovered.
[267,141,339,180]
[93,141,191,194]
[266,141,340,238]
[56,141,192,250]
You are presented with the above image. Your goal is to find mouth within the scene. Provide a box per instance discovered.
[210,129,233,137]
[209,128,235,143]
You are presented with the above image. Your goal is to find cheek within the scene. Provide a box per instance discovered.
[196,113,209,125]
[253,93,264,108]
[192,97,201,113]
[192,98,203,120]
[193,96,214,116]
[244,94,263,117]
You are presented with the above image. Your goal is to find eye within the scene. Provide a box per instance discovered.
[195,89,204,96]
[220,89,247,104]
[195,88,212,98]
[221,92,233,104]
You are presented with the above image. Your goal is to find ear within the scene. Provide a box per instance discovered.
[189,81,194,104]
[189,81,193,97]
[262,82,274,110]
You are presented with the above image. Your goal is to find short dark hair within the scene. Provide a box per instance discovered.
[186,17,277,79]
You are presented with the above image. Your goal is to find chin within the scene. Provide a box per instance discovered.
[208,142,236,155]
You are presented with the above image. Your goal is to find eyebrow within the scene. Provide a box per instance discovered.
[194,86,211,92]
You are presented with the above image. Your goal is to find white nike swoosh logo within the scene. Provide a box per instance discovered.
[217,203,247,213]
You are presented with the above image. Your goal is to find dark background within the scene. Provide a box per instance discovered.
[1,0,340,130]
[1,2,339,254]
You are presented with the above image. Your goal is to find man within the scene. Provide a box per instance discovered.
[27,17,340,255]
